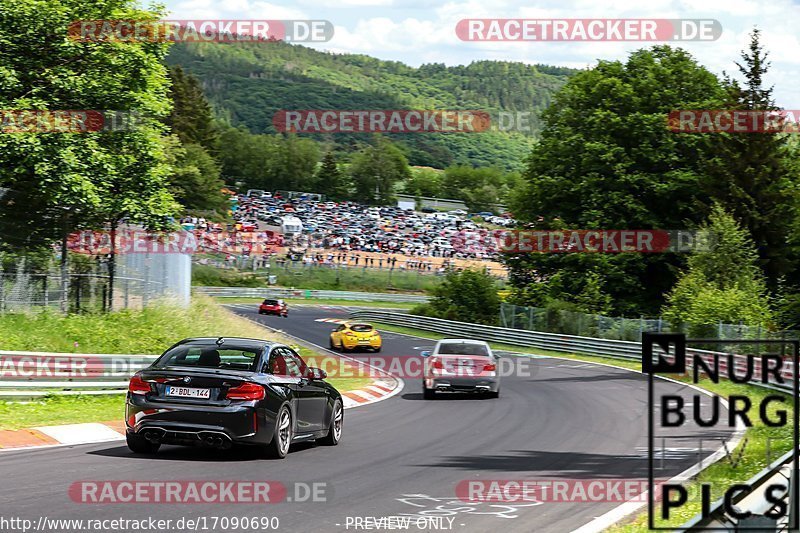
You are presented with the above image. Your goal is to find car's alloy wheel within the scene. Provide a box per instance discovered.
[318,400,343,445]
[267,405,292,458]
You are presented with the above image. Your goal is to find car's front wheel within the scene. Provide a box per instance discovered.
[329,338,337,350]
[126,432,160,454]
[266,405,293,459]
[317,400,343,446]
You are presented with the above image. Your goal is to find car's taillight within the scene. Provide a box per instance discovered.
[128,375,151,395]
[484,363,497,372]
[431,358,444,369]
[227,382,265,401]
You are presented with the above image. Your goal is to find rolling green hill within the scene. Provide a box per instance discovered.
[166,41,577,170]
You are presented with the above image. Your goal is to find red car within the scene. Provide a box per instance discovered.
[259,299,288,317]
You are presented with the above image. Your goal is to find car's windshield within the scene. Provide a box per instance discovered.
[156,344,261,371]
[350,324,373,332]
[263,299,279,305]
[438,343,489,356]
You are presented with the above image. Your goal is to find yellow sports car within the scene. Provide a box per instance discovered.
[329,322,382,352]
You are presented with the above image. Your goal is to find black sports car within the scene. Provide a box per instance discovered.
[125,337,343,459]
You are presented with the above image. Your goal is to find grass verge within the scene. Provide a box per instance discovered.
[371,322,794,531]
[194,262,442,293]
[0,395,124,431]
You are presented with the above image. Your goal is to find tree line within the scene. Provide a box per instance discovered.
[505,32,800,331]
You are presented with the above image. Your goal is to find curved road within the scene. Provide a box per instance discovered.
[0,304,731,533]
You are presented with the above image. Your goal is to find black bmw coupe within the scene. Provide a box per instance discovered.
[125,337,343,459]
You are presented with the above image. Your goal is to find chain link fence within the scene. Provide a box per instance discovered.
[0,251,190,313]
[499,302,798,342]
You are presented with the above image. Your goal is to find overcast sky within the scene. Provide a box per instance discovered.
[160,0,799,107]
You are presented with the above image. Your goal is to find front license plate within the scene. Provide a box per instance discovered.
[358,340,371,344]
[166,386,210,399]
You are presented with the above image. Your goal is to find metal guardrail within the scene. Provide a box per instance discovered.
[680,449,795,531]
[195,286,429,303]
[348,310,795,392]
[0,351,157,400]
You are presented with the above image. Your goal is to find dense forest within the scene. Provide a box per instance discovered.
[165,41,576,170]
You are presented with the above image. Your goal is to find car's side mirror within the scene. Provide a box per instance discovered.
[308,367,327,380]
[420,350,431,357]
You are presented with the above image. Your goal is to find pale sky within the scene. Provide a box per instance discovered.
[159,0,799,107]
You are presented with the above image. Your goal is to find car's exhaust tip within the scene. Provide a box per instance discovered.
[142,428,165,443]
[198,431,232,450]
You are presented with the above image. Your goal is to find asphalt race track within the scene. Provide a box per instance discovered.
[0,304,734,533]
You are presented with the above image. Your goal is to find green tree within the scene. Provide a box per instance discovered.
[507,46,728,315]
[700,29,800,287]
[166,66,219,155]
[662,205,773,335]
[403,168,443,198]
[349,136,411,205]
[163,136,228,214]
[274,134,319,191]
[415,269,500,324]
[441,165,513,212]
[0,0,179,252]
[313,151,350,200]
[217,127,280,190]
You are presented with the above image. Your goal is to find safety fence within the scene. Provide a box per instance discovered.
[0,252,191,314]
[500,302,797,343]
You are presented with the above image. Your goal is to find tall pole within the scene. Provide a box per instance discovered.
[60,210,69,313]
[108,220,116,311]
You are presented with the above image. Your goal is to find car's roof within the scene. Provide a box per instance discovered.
[343,321,373,327]
[436,339,490,345]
